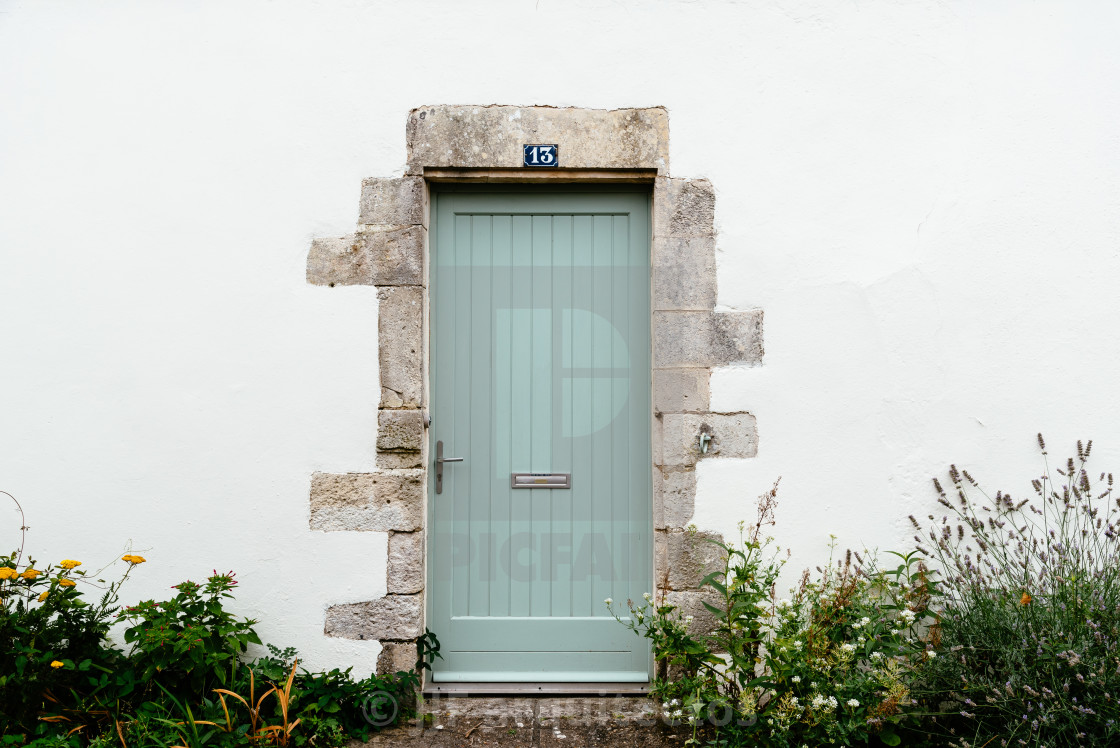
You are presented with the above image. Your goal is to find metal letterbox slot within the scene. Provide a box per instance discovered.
[510,473,571,489]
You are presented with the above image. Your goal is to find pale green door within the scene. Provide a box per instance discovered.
[428,187,652,682]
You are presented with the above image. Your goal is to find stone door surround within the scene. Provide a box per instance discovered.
[305,106,763,676]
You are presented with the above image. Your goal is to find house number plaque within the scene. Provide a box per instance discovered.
[523,144,558,167]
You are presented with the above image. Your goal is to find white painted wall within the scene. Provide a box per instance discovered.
[2,0,1119,675]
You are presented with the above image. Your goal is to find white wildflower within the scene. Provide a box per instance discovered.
[846,699,860,708]
[643,592,653,602]
[791,676,801,683]
[840,643,856,653]
[870,651,884,661]
[926,649,937,659]
[604,597,613,605]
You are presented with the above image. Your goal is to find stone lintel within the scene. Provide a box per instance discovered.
[309,471,423,532]
[653,310,763,368]
[325,594,423,640]
[405,106,669,175]
[359,177,425,226]
[378,287,424,409]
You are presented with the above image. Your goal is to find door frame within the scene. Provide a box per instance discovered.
[424,182,655,684]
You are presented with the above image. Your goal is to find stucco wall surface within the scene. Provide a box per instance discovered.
[2,0,1120,676]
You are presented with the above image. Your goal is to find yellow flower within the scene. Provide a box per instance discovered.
[59,579,77,588]
[121,554,147,565]
[38,590,49,602]
[59,560,81,570]
[21,569,40,580]
[50,661,64,669]
[1021,592,1032,606]
[0,567,16,580]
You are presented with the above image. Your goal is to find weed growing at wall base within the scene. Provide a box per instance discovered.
[610,481,933,747]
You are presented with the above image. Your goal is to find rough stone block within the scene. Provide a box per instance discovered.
[654,178,716,238]
[425,697,536,735]
[306,235,360,286]
[653,310,763,368]
[665,531,727,591]
[363,226,424,286]
[387,531,424,594]
[306,227,424,287]
[652,368,710,414]
[378,409,425,452]
[377,451,423,470]
[359,177,425,226]
[405,106,669,174]
[325,594,422,640]
[309,472,423,531]
[376,641,417,676]
[653,466,696,530]
[665,588,725,637]
[378,287,423,408]
[654,530,668,591]
[651,236,717,311]
[656,412,758,467]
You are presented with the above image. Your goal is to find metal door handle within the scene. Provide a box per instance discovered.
[435,441,463,494]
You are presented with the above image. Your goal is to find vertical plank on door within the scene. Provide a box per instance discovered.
[610,214,631,600]
[468,216,493,616]
[451,212,473,619]
[508,215,533,617]
[550,215,574,617]
[490,215,513,618]
[530,214,553,616]
[590,214,614,614]
[569,214,595,617]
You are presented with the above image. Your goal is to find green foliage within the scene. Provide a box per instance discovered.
[910,436,1120,747]
[0,490,135,738]
[118,570,262,700]
[1,490,419,747]
[611,481,932,747]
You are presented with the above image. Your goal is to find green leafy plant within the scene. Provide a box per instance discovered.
[118,570,262,701]
[415,628,443,673]
[610,481,931,746]
[911,436,1120,747]
[0,491,137,738]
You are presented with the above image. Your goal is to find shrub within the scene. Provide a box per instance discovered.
[117,569,261,701]
[911,436,1120,747]
[2,491,419,746]
[611,481,932,747]
[0,492,135,738]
